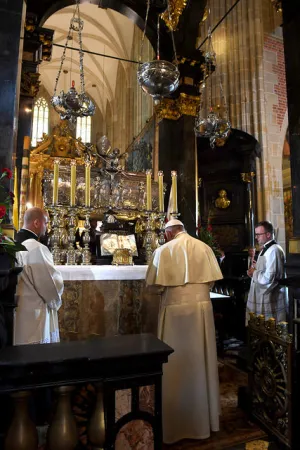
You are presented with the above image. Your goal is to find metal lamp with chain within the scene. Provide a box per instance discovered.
[51,0,96,123]
[137,0,180,104]
[194,27,231,148]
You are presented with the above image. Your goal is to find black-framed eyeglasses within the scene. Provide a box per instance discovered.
[255,232,267,237]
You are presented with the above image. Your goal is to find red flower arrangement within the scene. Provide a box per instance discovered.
[1,168,12,179]
[196,219,221,258]
[0,205,6,219]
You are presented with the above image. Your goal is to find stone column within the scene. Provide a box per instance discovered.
[0,0,25,170]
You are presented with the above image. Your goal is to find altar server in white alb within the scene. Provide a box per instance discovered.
[146,219,223,444]
[14,207,64,345]
[246,220,287,323]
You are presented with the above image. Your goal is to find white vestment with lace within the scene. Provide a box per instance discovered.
[14,239,64,345]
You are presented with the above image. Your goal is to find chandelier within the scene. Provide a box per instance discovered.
[51,0,96,123]
[194,27,231,148]
[137,0,180,104]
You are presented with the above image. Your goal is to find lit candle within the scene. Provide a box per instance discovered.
[85,161,91,207]
[146,169,152,211]
[158,170,164,212]
[70,160,76,206]
[171,170,178,214]
[53,159,60,205]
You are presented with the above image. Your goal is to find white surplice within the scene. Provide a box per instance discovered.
[14,239,64,345]
[146,232,223,444]
[246,243,287,323]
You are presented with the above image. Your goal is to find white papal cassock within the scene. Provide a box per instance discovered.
[14,239,64,345]
[146,232,223,444]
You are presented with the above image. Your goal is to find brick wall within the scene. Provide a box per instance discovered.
[264,35,287,131]
[262,33,288,247]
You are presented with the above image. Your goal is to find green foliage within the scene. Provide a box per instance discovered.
[197,225,221,258]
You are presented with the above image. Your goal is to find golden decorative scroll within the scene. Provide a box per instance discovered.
[155,93,200,121]
[178,93,200,117]
[160,0,187,31]
[155,98,181,121]
[241,172,255,183]
[20,72,40,98]
[112,249,134,266]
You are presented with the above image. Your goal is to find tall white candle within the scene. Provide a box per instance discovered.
[158,170,164,212]
[171,170,178,213]
[70,160,76,206]
[85,161,91,207]
[53,159,60,205]
[146,169,152,211]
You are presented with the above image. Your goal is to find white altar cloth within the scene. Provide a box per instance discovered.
[56,265,148,281]
[56,265,230,300]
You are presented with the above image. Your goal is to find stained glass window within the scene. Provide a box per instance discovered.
[76,116,92,143]
[31,97,49,147]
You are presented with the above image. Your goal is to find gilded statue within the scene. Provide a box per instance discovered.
[215,189,231,209]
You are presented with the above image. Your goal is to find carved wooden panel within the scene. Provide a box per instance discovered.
[248,314,292,448]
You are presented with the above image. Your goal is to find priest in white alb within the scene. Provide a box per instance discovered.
[146,219,223,444]
[14,207,64,345]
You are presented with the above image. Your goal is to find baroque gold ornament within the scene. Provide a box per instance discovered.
[112,248,134,266]
[160,0,188,31]
[155,93,200,121]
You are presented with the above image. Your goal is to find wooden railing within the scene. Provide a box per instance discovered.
[0,334,173,450]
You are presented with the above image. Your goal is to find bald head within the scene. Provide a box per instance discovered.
[23,207,48,237]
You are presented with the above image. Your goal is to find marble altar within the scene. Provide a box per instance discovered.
[57,265,160,341]
[57,265,229,342]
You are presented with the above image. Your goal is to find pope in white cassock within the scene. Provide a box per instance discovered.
[14,207,64,345]
[146,219,223,444]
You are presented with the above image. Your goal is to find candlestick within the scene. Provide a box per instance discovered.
[53,159,60,205]
[85,161,91,207]
[145,212,154,264]
[171,170,178,214]
[66,208,77,265]
[70,160,76,206]
[158,170,164,212]
[146,169,152,211]
[82,212,91,265]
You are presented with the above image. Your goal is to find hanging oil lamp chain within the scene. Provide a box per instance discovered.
[194,25,231,148]
[137,0,180,104]
[51,0,95,123]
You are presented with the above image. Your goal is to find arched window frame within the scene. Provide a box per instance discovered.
[76,116,92,143]
[31,97,49,147]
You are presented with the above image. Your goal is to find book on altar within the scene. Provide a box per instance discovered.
[100,233,138,257]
